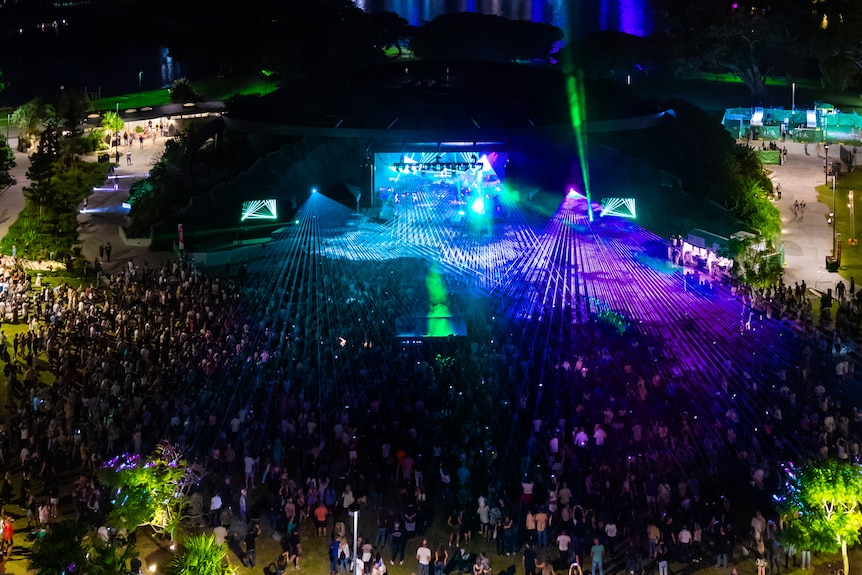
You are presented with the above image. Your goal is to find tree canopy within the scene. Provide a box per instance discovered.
[808,0,862,90]
[570,31,664,82]
[0,135,15,190]
[409,12,563,63]
[127,132,190,238]
[778,459,862,575]
[648,0,816,98]
[98,442,204,538]
[11,98,52,151]
[156,0,384,80]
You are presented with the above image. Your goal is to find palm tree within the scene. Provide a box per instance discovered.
[101,111,125,153]
[84,535,140,575]
[28,521,89,575]
[168,534,234,575]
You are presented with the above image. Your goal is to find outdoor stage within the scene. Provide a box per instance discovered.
[245,146,800,402]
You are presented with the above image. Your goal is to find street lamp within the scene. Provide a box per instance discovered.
[832,172,838,257]
[792,81,796,112]
[348,503,360,575]
[849,189,855,243]
[825,143,830,186]
[138,71,143,97]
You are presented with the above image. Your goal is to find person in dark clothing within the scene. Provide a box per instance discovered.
[523,542,538,575]
[390,521,405,565]
[243,522,261,567]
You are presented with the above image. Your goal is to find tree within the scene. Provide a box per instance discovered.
[808,1,862,90]
[11,98,53,151]
[82,533,140,575]
[28,521,90,575]
[54,88,91,134]
[169,78,204,104]
[571,31,665,81]
[160,0,382,80]
[127,133,190,237]
[168,534,234,575]
[101,110,124,151]
[51,158,109,213]
[98,442,205,540]
[367,11,413,59]
[649,0,814,98]
[778,459,862,575]
[0,135,15,190]
[22,124,59,221]
[724,147,781,239]
[410,13,562,63]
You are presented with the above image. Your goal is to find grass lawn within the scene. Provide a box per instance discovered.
[89,74,269,114]
[632,73,862,117]
[0,272,94,411]
[816,170,862,289]
[0,319,56,413]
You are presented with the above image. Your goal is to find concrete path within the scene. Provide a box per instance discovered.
[752,140,849,292]
[75,133,169,275]
[0,124,170,276]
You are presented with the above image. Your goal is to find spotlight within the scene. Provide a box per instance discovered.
[311,187,318,194]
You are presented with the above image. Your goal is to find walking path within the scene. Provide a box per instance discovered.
[766,139,854,292]
[0,124,169,275]
[75,134,169,275]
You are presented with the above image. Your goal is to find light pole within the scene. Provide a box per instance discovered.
[849,189,855,243]
[833,172,838,257]
[138,71,142,97]
[5,113,9,142]
[348,503,360,575]
[825,143,830,186]
[791,81,796,112]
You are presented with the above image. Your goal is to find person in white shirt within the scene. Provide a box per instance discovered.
[573,428,588,449]
[416,539,432,575]
[604,520,618,555]
[593,424,607,448]
[557,530,572,564]
[244,453,258,489]
[678,525,692,561]
[209,492,222,527]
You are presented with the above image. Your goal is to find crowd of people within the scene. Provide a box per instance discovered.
[0,232,854,575]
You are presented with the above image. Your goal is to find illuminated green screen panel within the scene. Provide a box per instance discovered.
[241,199,278,221]
[600,197,636,219]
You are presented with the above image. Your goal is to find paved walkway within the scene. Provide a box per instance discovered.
[75,134,169,275]
[766,139,852,292]
[0,125,169,276]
